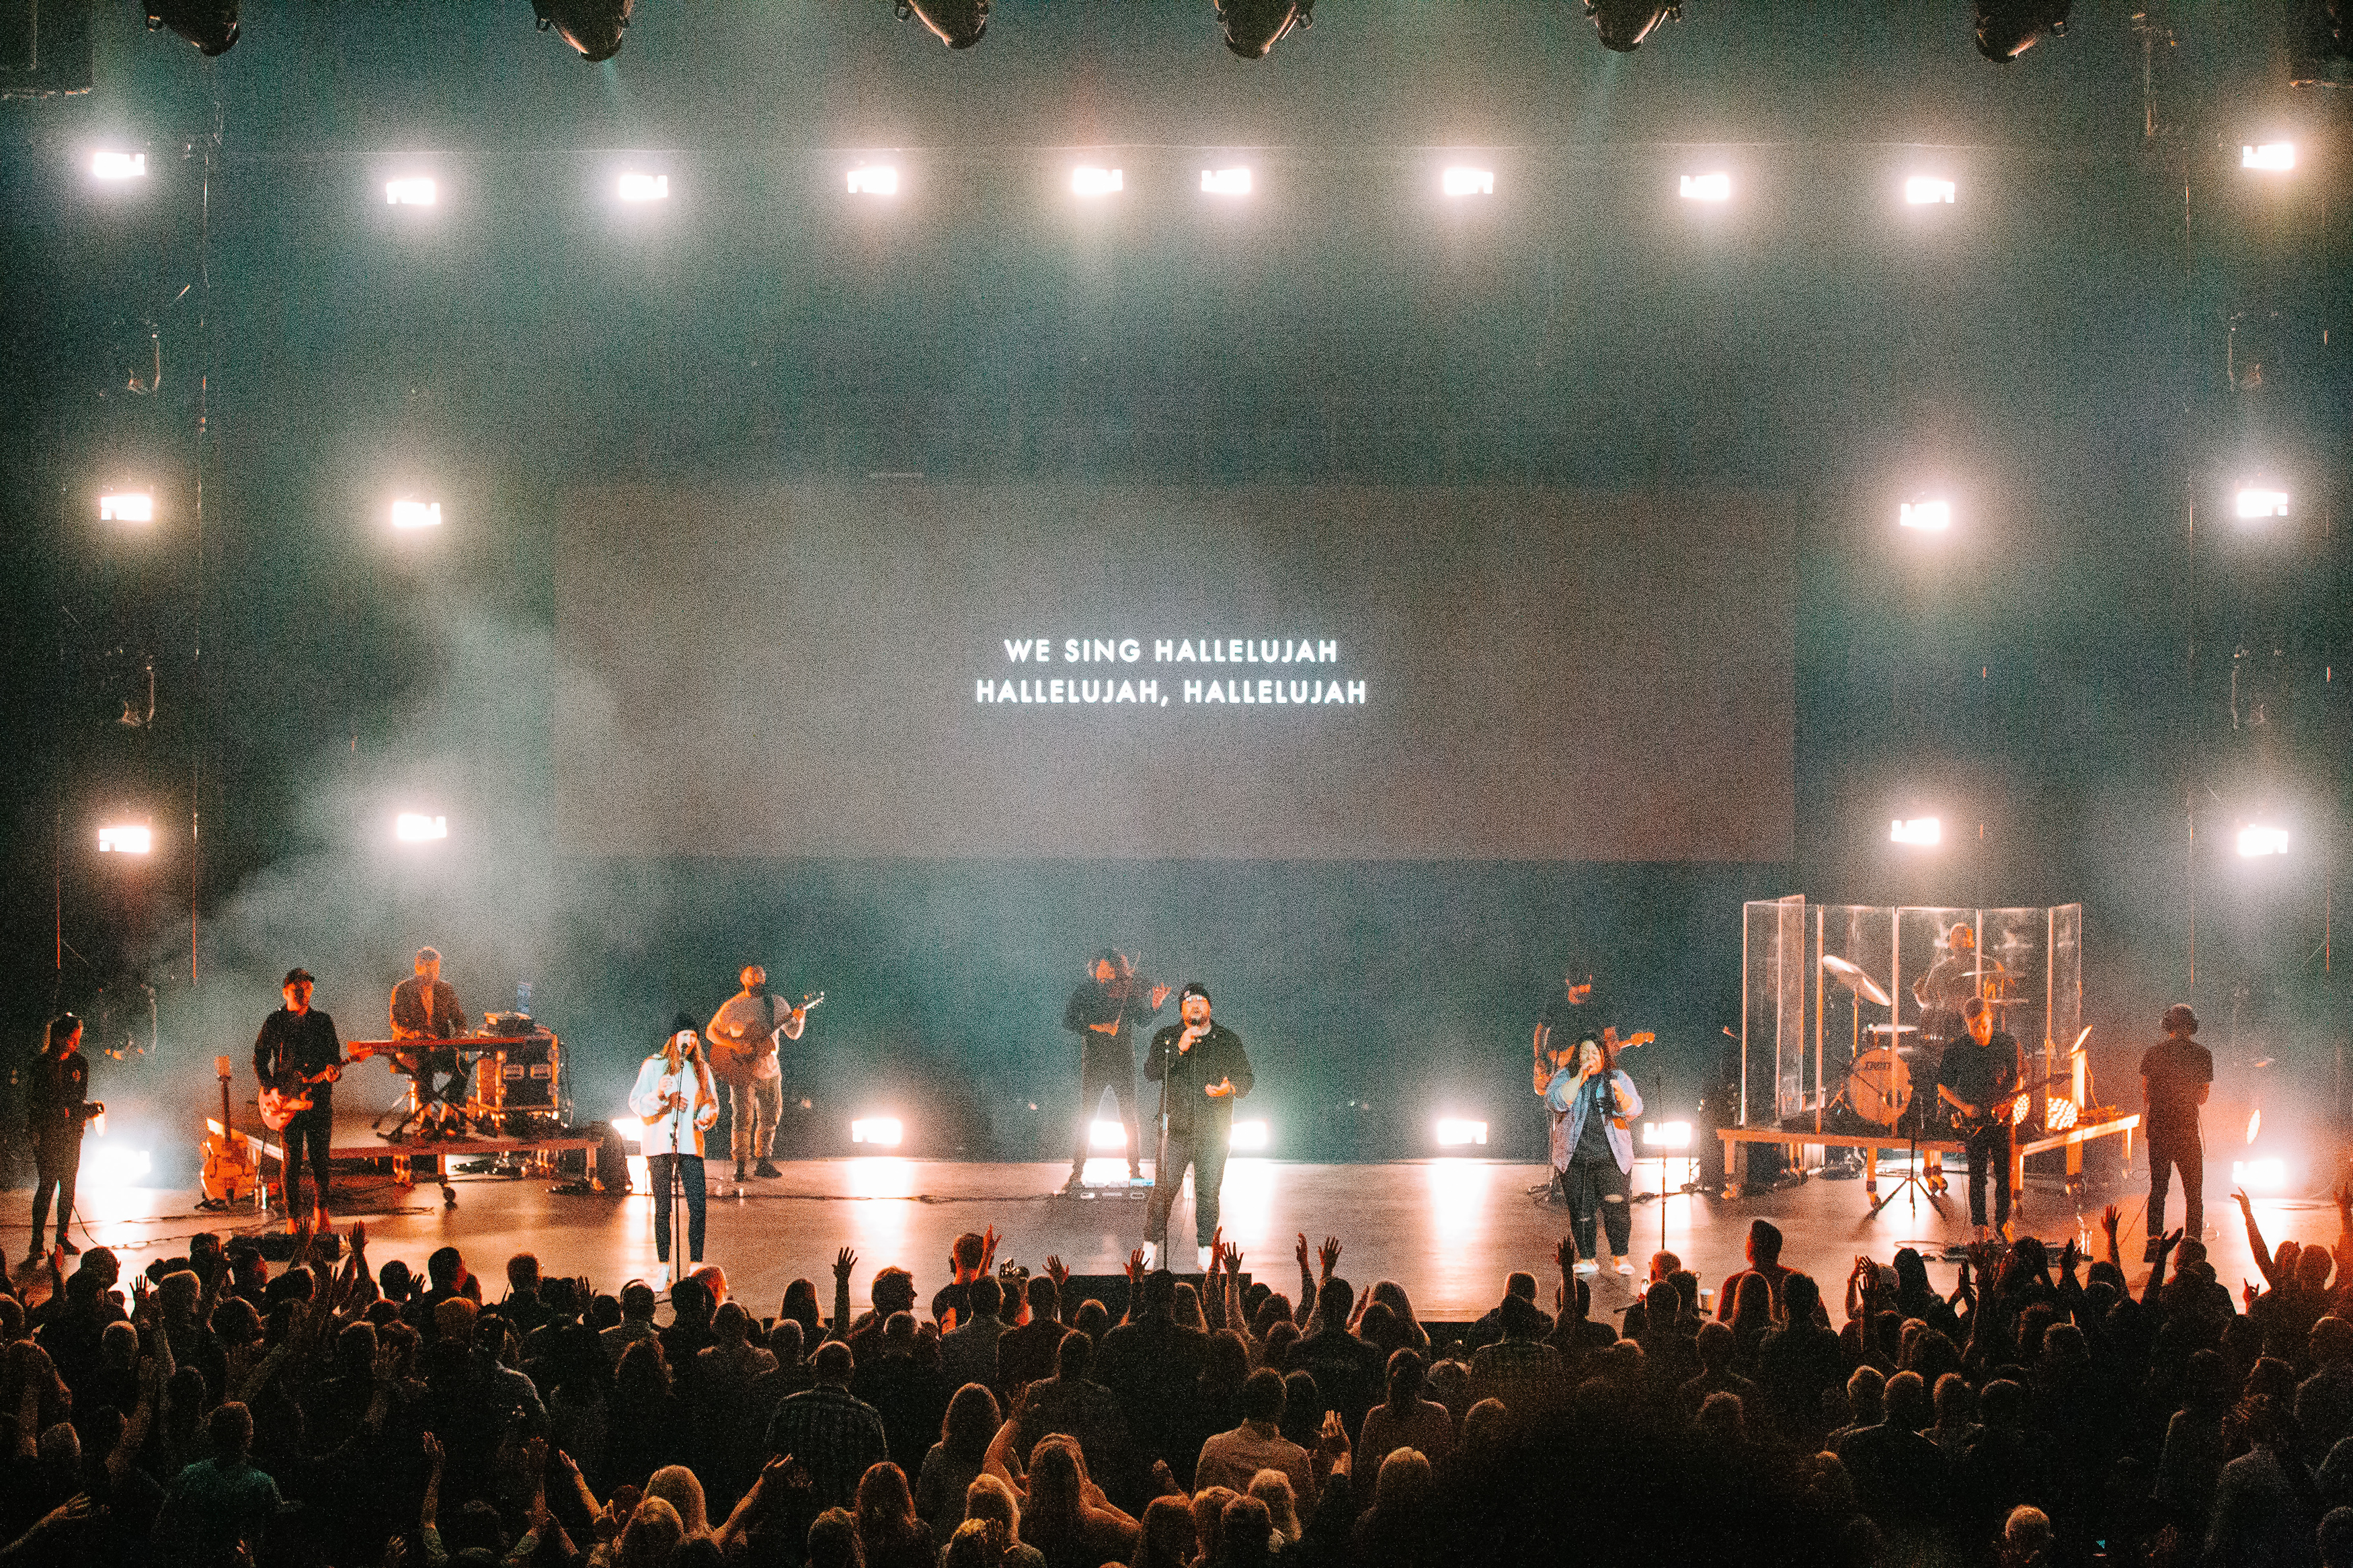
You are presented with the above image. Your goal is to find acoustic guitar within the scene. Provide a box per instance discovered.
[200,1056,257,1204]
[709,992,824,1079]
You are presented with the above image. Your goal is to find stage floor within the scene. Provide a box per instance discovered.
[5,1154,2313,1321]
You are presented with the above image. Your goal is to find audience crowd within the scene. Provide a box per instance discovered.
[12,1188,2353,1567]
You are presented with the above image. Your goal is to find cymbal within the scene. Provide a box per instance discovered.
[1821,954,1894,1008]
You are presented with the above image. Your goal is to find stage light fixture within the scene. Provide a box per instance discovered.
[846,166,900,196]
[2239,825,2290,858]
[2233,1157,2288,1192]
[2042,1096,2079,1132]
[1679,172,1730,202]
[1229,1118,1269,1151]
[1585,1,1678,52]
[1071,166,1123,198]
[1891,817,1942,846]
[1435,1118,1488,1147]
[1905,176,1956,204]
[82,1141,153,1191]
[1900,499,1951,530]
[100,493,155,523]
[1201,167,1252,196]
[850,1117,904,1147]
[2235,487,2290,520]
[1441,167,1494,197]
[1088,1120,1127,1151]
[897,0,988,48]
[385,178,438,206]
[1640,1120,1693,1148]
[617,173,668,202]
[394,813,448,842]
[1973,0,2071,60]
[98,825,153,854]
[145,0,239,55]
[2243,143,2297,172]
[93,152,148,180]
[1217,0,1312,59]
[391,500,442,530]
[532,0,633,63]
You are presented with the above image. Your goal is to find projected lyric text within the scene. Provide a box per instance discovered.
[974,636,1367,710]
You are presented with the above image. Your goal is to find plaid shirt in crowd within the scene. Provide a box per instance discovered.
[764,1383,890,1508]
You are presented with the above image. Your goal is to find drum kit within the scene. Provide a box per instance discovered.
[1821,951,2018,1140]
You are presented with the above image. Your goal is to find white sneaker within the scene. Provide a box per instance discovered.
[1573,1259,1601,1276]
[1613,1257,1635,1276]
[1197,1245,1214,1273]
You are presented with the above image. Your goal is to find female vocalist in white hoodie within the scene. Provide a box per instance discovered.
[629,1013,721,1277]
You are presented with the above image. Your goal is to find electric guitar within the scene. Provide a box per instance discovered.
[258,1062,344,1131]
[1943,1074,2060,1137]
[709,992,824,1079]
[1536,1029,1656,1094]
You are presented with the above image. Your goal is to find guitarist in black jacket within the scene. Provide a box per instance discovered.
[1143,983,1254,1272]
[27,1013,98,1260]
[254,967,346,1229]
[1936,996,2022,1241]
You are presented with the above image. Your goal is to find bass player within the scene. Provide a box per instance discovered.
[254,966,346,1230]
[706,965,811,1182]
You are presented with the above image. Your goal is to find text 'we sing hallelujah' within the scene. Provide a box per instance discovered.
[973,636,1367,708]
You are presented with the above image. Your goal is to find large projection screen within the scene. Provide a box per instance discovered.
[554,481,1794,862]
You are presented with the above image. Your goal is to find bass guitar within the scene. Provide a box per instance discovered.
[1944,1073,2061,1138]
[709,991,824,1079]
[258,1061,344,1132]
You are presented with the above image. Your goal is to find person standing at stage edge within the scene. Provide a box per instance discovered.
[254,968,344,1232]
[26,1013,97,1260]
[1144,983,1253,1272]
[1061,950,1170,1193]
[707,966,809,1182]
[2142,1003,2213,1260]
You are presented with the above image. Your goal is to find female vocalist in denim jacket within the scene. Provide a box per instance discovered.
[1545,1034,1644,1277]
[629,1014,721,1281]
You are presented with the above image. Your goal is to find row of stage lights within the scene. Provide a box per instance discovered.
[137,1,2100,66]
[1891,815,2294,858]
[82,140,2316,208]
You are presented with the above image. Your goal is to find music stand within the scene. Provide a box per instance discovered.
[1869,1104,1947,1218]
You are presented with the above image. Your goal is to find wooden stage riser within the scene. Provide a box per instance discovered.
[1720,1117,2140,1193]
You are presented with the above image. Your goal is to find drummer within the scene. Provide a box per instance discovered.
[1912,924,2002,1047]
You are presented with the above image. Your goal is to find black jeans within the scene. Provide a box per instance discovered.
[1965,1124,2013,1229]
[648,1153,707,1263]
[1070,1040,1143,1176]
[1145,1120,1230,1249]
[281,1100,334,1214]
[31,1133,79,1243]
[2148,1134,2204,1241]
[1562,1155,1632,1259]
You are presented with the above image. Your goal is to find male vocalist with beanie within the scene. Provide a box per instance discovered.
[1143,983,1253,1272]
[2142,1003,2212,1260]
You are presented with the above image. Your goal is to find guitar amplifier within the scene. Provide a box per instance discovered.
[498,1033,557,1110]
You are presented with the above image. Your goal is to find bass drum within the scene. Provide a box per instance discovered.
[1846,1048,1913,1128]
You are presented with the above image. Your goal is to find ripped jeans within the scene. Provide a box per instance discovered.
[1562,1153,1633,1259]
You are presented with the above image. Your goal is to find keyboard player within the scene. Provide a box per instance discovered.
[391,946,471,1137]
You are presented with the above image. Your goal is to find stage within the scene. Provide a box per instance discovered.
[6,1153,2308,1323]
